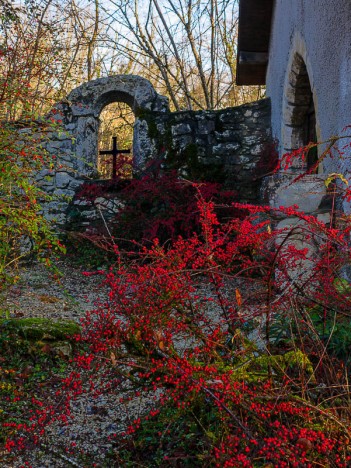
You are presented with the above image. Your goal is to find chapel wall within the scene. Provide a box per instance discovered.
[262,0,351,266]
[266,0,351,178]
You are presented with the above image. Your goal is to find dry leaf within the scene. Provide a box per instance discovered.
[158,341,165,351]
[296,437,313,451]
[235,288,242,307]
[39,294,60,304]
[110,352,117,366]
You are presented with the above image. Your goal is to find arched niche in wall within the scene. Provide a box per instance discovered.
[64,75,169,177]
[98,101,135,180]
[282,54,319,173]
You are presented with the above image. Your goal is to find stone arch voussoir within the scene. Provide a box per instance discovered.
[283,54,313,155]
[281,36,320,174]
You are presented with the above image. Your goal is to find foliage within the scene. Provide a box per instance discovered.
[0,120,65,291]
[77,169,239,248]
[4,138,351,466]
[0,319,76,452]
[102,0,264,110]
[4,182,351,465]
[0,0,105,119]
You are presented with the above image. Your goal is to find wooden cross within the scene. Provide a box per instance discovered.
[99,136,131,179]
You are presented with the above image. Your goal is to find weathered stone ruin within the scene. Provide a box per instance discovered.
[34,74,272,228]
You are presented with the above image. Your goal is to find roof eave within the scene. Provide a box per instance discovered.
[236,0,274,86]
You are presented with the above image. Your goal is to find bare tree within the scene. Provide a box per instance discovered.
[0,0,109,119]
[0,0,264,119]
[101,0,264,111]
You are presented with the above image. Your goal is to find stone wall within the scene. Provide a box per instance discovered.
[33,76,272,228]
[143,98,272,202]
[34,75,168,225]
[262,1,351,224]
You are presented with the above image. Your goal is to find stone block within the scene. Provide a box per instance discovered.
[172,135,193,150]
[38,180,55,192]
[45,212,67,225]
[213,142,241,156]
[241,135,259,146]
[214,130,241,142]
[56,172,74,189]
[95,197,123,213]
[251,144,264,156]
[73,199,92,207]
[288,68,310,88]
[266,174,327,214]
[35,169,53,181]
[283,102,309,125]
[58,139,73,150]
[53,188,75,199]
[172,112,193,123]
[47,141,62,150]
[68,178,83,190]
[198,121,215,135]
[171,123,192,136]
[65,123,76,131]
[285,86,311,105]
[282,125,303,149]
[219,112,243,124]
[81,210,99,220]
[156,122,166,133]
[46,200,69,213]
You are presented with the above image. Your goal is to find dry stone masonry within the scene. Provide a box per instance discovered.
[36,75,168,225]
[34,75,272,228]
[144,98,272,201]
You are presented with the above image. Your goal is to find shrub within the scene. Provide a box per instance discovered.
[4,139,351,466]
[0,121,65,290]
[76,169,239,248]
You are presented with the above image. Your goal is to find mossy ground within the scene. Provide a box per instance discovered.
[0,317,80,341]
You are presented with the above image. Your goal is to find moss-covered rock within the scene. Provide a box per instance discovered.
[230,349,314,383]
[0,317,80,341]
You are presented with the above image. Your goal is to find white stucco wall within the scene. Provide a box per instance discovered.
[266,0,351,177]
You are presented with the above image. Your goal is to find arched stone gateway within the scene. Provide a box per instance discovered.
[55,75,169,175]
[35,75,169,225]
[262,40,329,214]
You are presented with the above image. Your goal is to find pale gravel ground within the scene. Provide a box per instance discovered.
[1,261,174,467]
[1,260,129,468]
[1,259,266,467]
[3,260,106,322]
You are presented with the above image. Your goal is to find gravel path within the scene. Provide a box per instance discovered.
[3,260,106,322]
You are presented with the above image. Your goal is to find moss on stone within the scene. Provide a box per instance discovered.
[229,349,314,383]
[146,119,159,140]
[0,317,80,341]
[165,142,225,182]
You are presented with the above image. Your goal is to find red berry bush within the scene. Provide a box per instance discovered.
[4,139,351,466]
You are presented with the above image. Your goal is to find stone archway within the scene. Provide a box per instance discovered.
[263,42,329,222]
[56,75,169,176]
[282,53,319,172]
